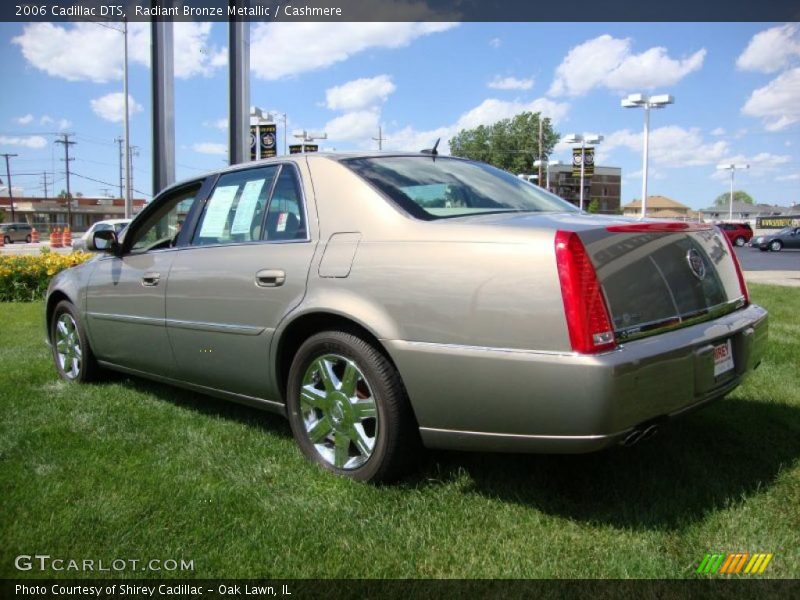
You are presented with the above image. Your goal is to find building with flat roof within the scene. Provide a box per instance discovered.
[0,196,146,233]
[547,165,621,214]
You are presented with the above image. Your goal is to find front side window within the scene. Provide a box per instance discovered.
[264,166,306,241]
[344,156,577,220]
[129,186,199,253]
[193,166,279,246]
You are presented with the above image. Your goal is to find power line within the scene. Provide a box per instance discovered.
[1,153,19,221]
[70,171,151,197]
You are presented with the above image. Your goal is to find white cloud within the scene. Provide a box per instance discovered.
[324,110,381,143]
[711,152,792,181]
[57,119,72,131]
[12,22,223,83]
[204,118,228,131]
[250,22,456,80]
[15,114,34,125]
[599,126,729,168]
[40,115,54,125]
[90,93,143,123]
[741,67,800,131]
[0,135,48,149]
[325,75,396,111]
[737,24,800,74]
[489,38,502,48]
[487,75,534,91]
[192,142,228,156]
[549,35,705,97]
[776,172,800,182]
[710,127,726,136]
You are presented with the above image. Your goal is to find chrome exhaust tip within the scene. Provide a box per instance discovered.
[638,424,659,442]
[621,429,643,447]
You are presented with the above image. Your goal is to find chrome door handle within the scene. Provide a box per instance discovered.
[141,272,161,287]
[255,269,285,287]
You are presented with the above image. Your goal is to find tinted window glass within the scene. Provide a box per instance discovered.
[344,156,577,220]
[264,165,307,241]
[193,166,278,246]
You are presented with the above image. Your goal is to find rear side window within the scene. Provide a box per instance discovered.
[193,166,278,246]
[344,156,576,220]
[264,166,307,241]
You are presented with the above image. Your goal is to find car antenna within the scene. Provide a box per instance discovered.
[421,138,440,160]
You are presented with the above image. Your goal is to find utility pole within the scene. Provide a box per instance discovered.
[41,171,52,198]
[1,153,18,222]
[537,116,544,187]
[55,134,76,229]
[114,137,124,198]
[129,146,140,203]
[372,125,386,151]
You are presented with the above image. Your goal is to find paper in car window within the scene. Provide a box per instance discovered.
[199,185,238,237]
[230,179,265,235]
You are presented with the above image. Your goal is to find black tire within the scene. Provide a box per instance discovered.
[50,300,102,382]
[286,330,419,482]
[4,236,11,245]
[25,234,32,243]
[734,236,745,247]
[769,240,783,252]
[759,247,768,252]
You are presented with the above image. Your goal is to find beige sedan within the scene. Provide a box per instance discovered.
[45,153,768,481]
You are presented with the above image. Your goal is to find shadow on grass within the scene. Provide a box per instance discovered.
[411,397,800,530]
[112,374,292,438]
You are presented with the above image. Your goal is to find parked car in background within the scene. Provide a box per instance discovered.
[45,153,767,482]
[718,222,753,247]
[751,226,800,251]
[0,222,33,244]
[72,219,131,251]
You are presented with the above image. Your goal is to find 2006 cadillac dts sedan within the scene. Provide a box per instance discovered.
[46,153,768,481]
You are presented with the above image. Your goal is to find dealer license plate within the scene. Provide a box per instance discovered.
[713,339,734,377]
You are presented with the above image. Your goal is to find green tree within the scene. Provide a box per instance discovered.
[587,199,600,214]
[449,112,560,174]
[714,190,754,206]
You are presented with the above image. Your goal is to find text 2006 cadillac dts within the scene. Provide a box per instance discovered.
[46,153,768,481]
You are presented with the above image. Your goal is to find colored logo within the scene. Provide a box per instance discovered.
[696,553,773,575]
[686,248,706,280]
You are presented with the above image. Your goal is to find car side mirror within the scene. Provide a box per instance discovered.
[91,229,120,255]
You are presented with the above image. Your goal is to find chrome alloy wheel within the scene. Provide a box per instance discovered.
[299,354,379,470]
[55,313,82,379]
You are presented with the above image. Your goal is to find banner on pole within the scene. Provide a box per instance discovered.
[260,123,277,159]
[572,147,595,177]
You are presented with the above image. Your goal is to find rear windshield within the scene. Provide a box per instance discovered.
[343,156,576,220]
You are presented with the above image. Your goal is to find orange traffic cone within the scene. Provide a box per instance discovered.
[62,227,72,247]
[0,232,4,248]
[31,228,40,243]
[50,227,63,248]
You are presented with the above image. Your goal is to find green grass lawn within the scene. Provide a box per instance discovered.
[1,284,798,579]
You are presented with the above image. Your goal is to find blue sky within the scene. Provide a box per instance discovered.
[1,21,798,209]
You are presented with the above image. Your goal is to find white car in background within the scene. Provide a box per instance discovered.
[72,219,131,251]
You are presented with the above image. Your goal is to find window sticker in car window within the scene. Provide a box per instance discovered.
[276,212,288,232]
[230,179,265,235]
[199,185,238,238]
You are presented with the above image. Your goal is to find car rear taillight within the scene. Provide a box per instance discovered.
[554,230,616,354]
[720,229,750,306]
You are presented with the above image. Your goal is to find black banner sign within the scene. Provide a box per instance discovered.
[249,125,258,162]
[756,216,800,229]
[572,147,594,177]
[260,124,277,159]
[288,144,319,154]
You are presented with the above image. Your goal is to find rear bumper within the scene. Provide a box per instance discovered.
[386,303,768,453]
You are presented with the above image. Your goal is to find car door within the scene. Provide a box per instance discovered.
[84,180,209,377]
[165,163,316,400]
[790,227,800,249]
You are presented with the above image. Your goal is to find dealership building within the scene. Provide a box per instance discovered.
[0,196,146,233]
[547,164,622,214]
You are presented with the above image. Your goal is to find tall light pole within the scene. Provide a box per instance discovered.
[716,163,750,221]
[533,159,563,192]
[122,18,132,217]
[293,130,327,152]
[622,93,674,218]
[563,134,603,211]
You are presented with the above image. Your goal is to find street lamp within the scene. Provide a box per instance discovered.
[267,111,288,155]
[716,163,750,221]
[563,134,603,211]
[293,130,328,152]
[533,159,563,192]
[622,93,674,218]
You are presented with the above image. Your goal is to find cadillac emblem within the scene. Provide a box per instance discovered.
[686,248,706,280]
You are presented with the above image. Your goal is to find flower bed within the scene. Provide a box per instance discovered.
[0,250,93,301]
